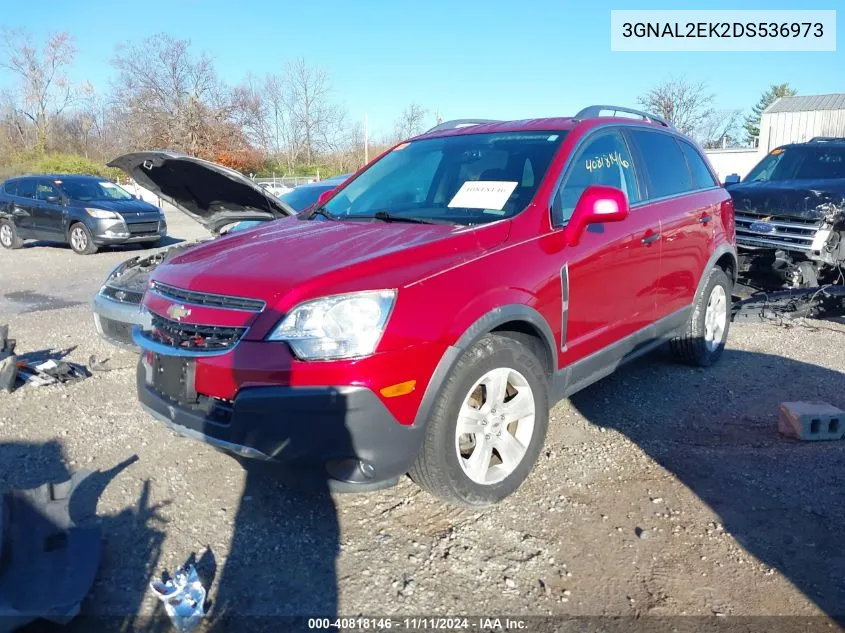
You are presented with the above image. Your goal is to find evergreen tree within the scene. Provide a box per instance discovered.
[745,83,797,145]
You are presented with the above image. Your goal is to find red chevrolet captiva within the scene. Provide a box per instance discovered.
[135,106,737,507]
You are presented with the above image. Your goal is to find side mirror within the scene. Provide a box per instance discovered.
[133,194,140,200]
[723,173,741,185]
[564,185,629,247]
[45,195,61,204]
[316,187,337,206]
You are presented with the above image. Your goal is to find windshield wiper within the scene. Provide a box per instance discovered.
[366,211,446,225]
[304,205,337,221]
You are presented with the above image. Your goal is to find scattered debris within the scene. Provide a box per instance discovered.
[17,359,90,388]
[150,564,207,633]
[88,354,112,372]
[0,471,102,632]
[779,401,844,441]
[635,527,651,539]
[732,285,845,324]
[0,326,93,392]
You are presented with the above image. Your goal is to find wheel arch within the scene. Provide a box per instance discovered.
[413,305,557,427]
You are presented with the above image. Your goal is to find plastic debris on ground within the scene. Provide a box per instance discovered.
[0,471,102,632]
[150,564,207,633]
[0,324,92,392]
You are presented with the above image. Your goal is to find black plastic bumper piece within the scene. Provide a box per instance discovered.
[137,364,425,490]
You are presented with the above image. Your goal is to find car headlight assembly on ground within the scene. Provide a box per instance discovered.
[267,290,396,360]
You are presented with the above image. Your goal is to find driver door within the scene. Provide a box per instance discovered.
[551,128,663,369]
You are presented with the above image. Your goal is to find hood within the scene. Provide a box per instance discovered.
[107,151,295,234]
[149,217,511,308]
[727,179,845,224]
[77,198,160,215]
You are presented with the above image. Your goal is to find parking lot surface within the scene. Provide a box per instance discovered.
[1,206,844,627]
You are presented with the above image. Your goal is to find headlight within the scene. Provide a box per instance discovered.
[267,290,396,360]
[86,207,120,220]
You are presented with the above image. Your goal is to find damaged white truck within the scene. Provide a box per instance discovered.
[728,137,845,288]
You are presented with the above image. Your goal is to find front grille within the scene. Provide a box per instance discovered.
[127,221,160,235]
[99,315,135,346]
[101,285,144,304]
[151,281,265,312]
[149,313,246,350]
[735,211,824,252]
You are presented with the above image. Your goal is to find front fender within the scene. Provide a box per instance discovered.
[412,295,557,427]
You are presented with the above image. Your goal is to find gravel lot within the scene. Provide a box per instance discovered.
[1,207,844,631]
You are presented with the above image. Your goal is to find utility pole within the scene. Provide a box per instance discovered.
[364,112,369,165]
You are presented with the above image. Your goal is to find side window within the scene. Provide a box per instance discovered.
[679,141,718,189]
[629,130,693,199]
[3,181,17,196]
[36,180,61,201]
[554,130,639,225]
[16,178,36,199]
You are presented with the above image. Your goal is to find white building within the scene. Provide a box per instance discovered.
[704,92,845,182]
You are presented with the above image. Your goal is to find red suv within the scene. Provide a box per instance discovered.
[135,106,736,507]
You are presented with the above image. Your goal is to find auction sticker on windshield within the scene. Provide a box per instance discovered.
[448,181,518,210]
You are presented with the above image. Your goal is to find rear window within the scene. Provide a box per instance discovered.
[16,178,36,199]
[629,130,693,199]
[3,181,17,196]
[679,141,718,189]
[745,146,845,182]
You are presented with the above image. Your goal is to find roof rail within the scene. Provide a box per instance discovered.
[425,119,502,134]
[808,136,845,143]
[574,105,675,130]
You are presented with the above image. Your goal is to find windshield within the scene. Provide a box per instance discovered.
[321,131,567,225]
[745,146,845,183]
[280,184,336,212]
[58,179,135,201]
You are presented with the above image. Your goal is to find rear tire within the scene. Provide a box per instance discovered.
[68,222,98,255]
[0,220,23,249]
[670,267,732,367]
[409,334,549,507]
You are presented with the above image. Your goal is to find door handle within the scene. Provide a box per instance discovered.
[698,213,712,224]
[641,232,660,245]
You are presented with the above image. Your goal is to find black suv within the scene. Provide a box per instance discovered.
[728,137,845,287]
[0,174,166,255]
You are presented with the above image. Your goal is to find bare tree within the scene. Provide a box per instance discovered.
[111,33,232,156]
[0,29,79,152]
[283,58,344,165]
[637,77,715,136]
[697,109,744,149]
[393,103,428,141]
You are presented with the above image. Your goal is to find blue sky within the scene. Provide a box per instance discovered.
[1,0,841,136]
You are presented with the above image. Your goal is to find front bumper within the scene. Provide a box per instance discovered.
[136,362,425,490]
[89,217,167,246]
[92,292,148,350]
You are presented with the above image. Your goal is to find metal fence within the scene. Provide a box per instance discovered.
[253,175,322,188]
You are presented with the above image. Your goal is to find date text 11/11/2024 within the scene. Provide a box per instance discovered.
[307,617,528,630]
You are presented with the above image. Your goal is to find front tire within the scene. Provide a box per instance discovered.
[0,220,23,249]
[670,267,732,366]
[68,222,98,255]
[409,334,549,507]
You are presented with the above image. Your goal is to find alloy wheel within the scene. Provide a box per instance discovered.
[704,284,728,351]
[454,367,536,486]
[71,227,87,252]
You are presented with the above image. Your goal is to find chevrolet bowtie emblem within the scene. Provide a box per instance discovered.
[166,304,192,321]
